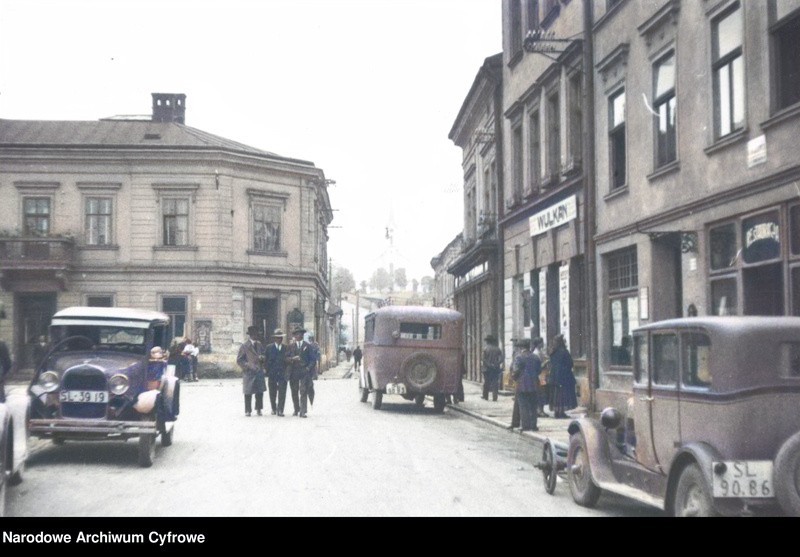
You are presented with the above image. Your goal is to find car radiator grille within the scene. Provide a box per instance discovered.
[61,366,108,419]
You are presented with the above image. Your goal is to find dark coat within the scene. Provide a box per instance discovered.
[512,351,541,393]
[287,340,316,381]
[550,346,578,410]
[237,338,266,395]
[265,342,289,381]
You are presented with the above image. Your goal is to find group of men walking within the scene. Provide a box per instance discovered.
[237,326,320,418]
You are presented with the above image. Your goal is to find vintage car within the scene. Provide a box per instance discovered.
[1,359,30,517]
[359,306,463,413]
[28,307,179,467]
[565,316,800,516]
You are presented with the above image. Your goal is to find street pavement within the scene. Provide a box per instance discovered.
[323,359,579,449]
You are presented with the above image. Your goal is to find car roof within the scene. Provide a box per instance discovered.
[633,315,800,335]
[52,306,170,324]
[365,305,463,322]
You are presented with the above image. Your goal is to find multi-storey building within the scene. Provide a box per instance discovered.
[592,0,800,408]
[0,93,334,371]
[501,0,593,403]
[447,53,505,384]
[430,233,463,311]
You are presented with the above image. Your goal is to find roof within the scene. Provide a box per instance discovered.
[0,119,314,166]
[366,305,463,322]
[53,306,170,323]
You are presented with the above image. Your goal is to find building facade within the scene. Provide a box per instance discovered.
[501,0,593,402]
[447,53,505,384]
[430,234,463,311]
[0,93,334,372]
[592,0,800,408]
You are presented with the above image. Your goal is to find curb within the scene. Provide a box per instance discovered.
[445,402,548,446]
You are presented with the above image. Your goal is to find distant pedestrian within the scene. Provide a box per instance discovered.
[549,334,577,418]
[345,347,352,362]
[306,333,321,405]
[265,328,289,416]
[481,334,504,401]
[181,339,198,382]
[532,337,549,417]
[512,337,541,432]
[237,326,266,417]
[352,346,363,371]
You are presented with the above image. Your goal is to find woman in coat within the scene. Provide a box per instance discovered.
[549,334,577,418]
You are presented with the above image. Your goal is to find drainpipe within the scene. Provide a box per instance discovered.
[582,0,598,413]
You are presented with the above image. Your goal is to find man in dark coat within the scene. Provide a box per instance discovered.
[512,338,541,432]
[287,327,315,417]
[237,326,266,416]
[481,334,504,401]
[265,328,289,416]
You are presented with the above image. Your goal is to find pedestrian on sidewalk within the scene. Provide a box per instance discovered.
[265,328,289,416]
[287,327,315,418]
[532,337,549,417]
[353,345,363,372]
[511,338,541,432]
[237,326,266,417]
[481,334,504,401]
[549,334,577,418]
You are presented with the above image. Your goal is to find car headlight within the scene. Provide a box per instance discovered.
[38,371,60,393]
[108,374,129,395]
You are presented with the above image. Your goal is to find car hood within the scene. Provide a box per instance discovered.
[43,351,142,377]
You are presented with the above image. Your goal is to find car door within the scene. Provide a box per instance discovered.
[649,331,681,471]
[632,332,658,470]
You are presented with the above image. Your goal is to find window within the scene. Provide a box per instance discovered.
[653,52,677,167]
[609,90,626,189]
[399,323,442,340]
[512,123,524,199]
[85,197,112,246]
[162,198,189,246]
[652,333,678,386]
[682,332,712,387]
[253,203,281,252]
[546,91,560,183]
[510,0,523,55]
[162,296,187,346]
[529,110,541,191]
[772,9,800,111]
[86,295,113,307]
[711,278,737,316]
[633,334,648,384]
[568,74,583,168]
[608,247,638,367]
[526,0,539,31]
[23,197,50,236]
[713,4,744,138]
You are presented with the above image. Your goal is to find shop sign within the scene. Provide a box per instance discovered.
[539,269,547,343]
[529,195,577,237]
[743,214,780,264]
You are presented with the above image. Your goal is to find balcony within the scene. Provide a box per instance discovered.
[0,236,75,291]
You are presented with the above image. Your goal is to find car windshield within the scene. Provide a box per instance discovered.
[50,325,147,355]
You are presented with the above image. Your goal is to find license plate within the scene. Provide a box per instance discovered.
[59,390,108,404]
[712,461,773,498]
[385,383,407,395]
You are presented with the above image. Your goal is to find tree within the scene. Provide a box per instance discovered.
[394,268,408,290]
[412,278,419,293]
[332,265,355,300]
[359,280,368,293]
[420,276,434,295]
[369,267,392,293]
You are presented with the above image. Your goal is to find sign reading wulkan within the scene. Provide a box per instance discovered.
[529,195,577,237]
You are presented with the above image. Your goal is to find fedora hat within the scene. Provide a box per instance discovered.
[272,328,285,337]
[246,325,260,335]
[292,327,306,335]
[484,334,498,344]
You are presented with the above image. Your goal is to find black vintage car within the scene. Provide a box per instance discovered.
[28,307,179,467]
[565,316,800,516]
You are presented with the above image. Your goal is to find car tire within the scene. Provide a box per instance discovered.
[403,353,438,391]
[360,387,369,403]
[672,463,718,517]
[8,466,23,487]
[160,424,173,447]
[414,394,425,407]
[433,394,446,413]
[567,432,601,508]
[775,431,800,516]
[372,390,383,410]
[138,434,156,468]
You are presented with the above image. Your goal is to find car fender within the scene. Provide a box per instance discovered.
[566,418,618,487]
[4,391,30,477]
[664,442,723,514]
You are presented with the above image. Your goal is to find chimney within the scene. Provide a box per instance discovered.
[151,93,186,124]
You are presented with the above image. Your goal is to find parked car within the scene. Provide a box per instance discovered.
[565,316,800,516]
[27,307,179,467]
[1,345,30,517]
[359,306,463,413]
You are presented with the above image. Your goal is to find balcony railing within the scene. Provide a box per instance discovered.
[0,236,76,271]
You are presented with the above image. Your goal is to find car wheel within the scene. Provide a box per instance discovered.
[403,353,438,390]
[160,424,173,447]
[138,434,156,468]
[414,394,425,407]
[672,463,718,517]
[774,431,800,516]
[542,441,558,495]
[372,390,383,410]
[433,394,446,413]
[360,386,369,403]
[8,466,23,487]
[567,432,601,508]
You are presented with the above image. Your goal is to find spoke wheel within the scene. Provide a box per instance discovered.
[542,441,558,495]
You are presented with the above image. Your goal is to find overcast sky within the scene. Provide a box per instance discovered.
[0,0,501,285]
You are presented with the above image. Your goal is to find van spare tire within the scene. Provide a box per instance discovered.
[403,353,438,390]
[775,431,800,516]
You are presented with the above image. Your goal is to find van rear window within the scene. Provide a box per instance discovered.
[399,323,442,340]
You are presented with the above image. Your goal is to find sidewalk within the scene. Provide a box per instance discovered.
[330,361,579,450]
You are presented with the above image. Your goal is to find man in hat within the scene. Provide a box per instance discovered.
[511,337,541,432]
[237,326,266,416]
[481,334,504,401]
[265,328,289,416]
[287,327,315,417]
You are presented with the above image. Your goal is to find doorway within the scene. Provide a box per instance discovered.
[16,293,56,369]
[253,298,278,340]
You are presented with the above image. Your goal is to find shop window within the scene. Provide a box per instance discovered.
[790,205,800,255]
[682,332,712,388]
[608,247,638,367]
[744,262,784,316]
[652,333,678,386]
[711,277,737,316]
[162,296,187,346]
[710,223,737,270]
[742,211,781,264]
[712,3,744,139]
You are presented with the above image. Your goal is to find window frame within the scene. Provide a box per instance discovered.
[770,6,800,112]
[609,88,627,190]
[653,51,677,168]
[23,196,51,237]
[711,2,745,139]
[84,196,114,246]
[607,246,639,369]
